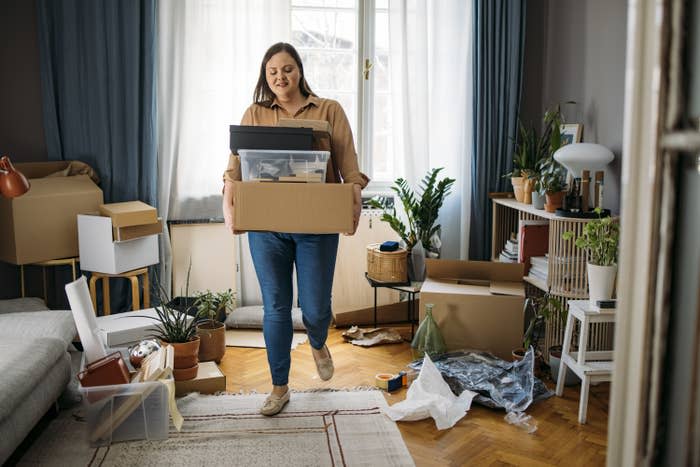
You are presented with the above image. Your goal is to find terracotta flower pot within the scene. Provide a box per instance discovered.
[197,321,226,363]
[544,191,565,213]
[522,178,534,205]
[511,177,525,203]
[167,336,200,381]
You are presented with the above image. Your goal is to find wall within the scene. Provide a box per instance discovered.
[0,0,48,299]
[542,0,627,213]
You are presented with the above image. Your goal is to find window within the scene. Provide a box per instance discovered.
[290,0,394,184]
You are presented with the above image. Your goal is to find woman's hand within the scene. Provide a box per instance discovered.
[345,184,362,236]
[222,181,241,235]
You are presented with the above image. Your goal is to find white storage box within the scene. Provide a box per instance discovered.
[95,308,180,347]
[239,149,330,182]
[78,214,159,274]
[79,350,170,447]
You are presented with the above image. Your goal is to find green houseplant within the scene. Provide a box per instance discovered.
[368,167,455,258]
[369,168,455,282]
[194,289,235,363]
[150,275,202,381]
[562,208,620,304]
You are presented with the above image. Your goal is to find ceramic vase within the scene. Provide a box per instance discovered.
[587,263,617,306]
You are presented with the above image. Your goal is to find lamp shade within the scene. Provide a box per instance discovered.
[0,156,30,198]
[553,143,614,178]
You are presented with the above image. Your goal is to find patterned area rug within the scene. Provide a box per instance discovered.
[18,390,414,467]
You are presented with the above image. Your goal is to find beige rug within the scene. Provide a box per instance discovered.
[225,329,308,349]
[18,390,414,467]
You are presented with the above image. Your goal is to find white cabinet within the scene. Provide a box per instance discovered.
[331,210,400,314]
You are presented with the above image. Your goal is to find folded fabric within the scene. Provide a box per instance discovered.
[379,241,399,252]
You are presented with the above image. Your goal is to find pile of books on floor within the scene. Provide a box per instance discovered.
[528,255,548,282]
[498,233,518,263]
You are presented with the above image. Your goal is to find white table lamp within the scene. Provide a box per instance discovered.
[553,143,614,178]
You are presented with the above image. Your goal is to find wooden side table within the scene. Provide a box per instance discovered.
[20,256,80,301]
[88,267,150,316]
[555,299,616,423]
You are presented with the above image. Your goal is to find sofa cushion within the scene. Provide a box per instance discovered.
[0,310,76,349]
[0,297,49,314]
[225,305,307,330]
[0,336,68,424]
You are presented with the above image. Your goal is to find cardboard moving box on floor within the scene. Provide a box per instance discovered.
[419,259,525,361]
[233,181,353,234]
[175,361,226,396]
[0,162,103,265]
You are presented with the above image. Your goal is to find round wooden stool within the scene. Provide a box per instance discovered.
[88,267,150,316]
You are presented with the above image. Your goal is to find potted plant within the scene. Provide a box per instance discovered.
[513,290,565,378]
[194,289,235,363]
[506,122,540,203]
[539,167,567,213]
[562,208,620,305]
[368,167,455,281]
[530,176,545,210]
[149,273,202,381]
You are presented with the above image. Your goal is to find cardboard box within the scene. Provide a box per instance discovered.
[233,181,353,234]
[419,259,525,361]
[0,162,103,265]
[99,201,158,228]
[175,361,226,396]
[78,214,159,274]
[332,301,419,327]
[113,217,163,242]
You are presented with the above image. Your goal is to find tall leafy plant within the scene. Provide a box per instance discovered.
[369,168,456,254]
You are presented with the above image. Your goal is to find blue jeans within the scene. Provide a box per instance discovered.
[248,232,339,386]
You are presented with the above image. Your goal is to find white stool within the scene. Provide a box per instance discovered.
[555,299,616,423]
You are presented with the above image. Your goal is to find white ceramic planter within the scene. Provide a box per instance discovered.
[587,263,617,305]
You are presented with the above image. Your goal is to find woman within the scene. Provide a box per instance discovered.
[222,42,369,416]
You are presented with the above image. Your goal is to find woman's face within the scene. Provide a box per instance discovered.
[265,51,302,101]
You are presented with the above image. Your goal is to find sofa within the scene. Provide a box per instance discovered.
[0,297,77,464]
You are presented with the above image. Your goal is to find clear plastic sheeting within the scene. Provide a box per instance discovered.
[408,347,553,413]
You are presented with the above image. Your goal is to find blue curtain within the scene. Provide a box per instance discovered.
[36,0,157,314]
[36,0,157,205]
[469,0,526,260]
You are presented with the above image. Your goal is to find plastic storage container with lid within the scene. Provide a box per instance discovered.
[238,149,330,183]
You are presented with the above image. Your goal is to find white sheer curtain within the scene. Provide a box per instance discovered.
[157,0,289,293]
[388,0,472,259]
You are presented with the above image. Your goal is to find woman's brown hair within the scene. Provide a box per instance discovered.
[253,42,315,106]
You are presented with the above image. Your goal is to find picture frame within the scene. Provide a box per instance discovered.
[560,124,583,146]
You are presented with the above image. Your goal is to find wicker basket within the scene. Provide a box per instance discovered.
[366,243,408,283]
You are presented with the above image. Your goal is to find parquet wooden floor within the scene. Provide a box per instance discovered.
[218,326,609,467]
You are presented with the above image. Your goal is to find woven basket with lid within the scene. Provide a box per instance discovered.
[366,243,408,283]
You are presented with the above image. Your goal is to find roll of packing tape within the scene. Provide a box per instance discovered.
[375,373,394,391]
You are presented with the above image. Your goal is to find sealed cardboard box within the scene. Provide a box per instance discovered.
[175,361,226,396]
[233,181,353,234]
[419,259,525,361]
[99,201,158,228]
[0,162,103,265]
[78,214,159,274]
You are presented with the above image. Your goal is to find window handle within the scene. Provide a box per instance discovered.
[364,58,374,80]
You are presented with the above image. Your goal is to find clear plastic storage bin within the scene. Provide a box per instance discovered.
[79,351,170,447]
[239,149,330,182]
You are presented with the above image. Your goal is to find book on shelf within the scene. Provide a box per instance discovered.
[518,220,549,273]
[530,255,549,269]
[499,251,518,263]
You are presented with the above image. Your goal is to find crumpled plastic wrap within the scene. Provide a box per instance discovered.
[408,348,553,413]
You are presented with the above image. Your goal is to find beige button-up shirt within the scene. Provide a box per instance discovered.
[223,95,369,187]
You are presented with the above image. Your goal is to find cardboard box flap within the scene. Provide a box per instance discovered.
[420,278,492,296]
[15,161,73,179]
[489,280,525,297]
[11,175,98,199]
[425,258,524,282]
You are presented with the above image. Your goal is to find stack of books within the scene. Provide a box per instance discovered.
[528,255,549,282]
[498,233,519,263]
